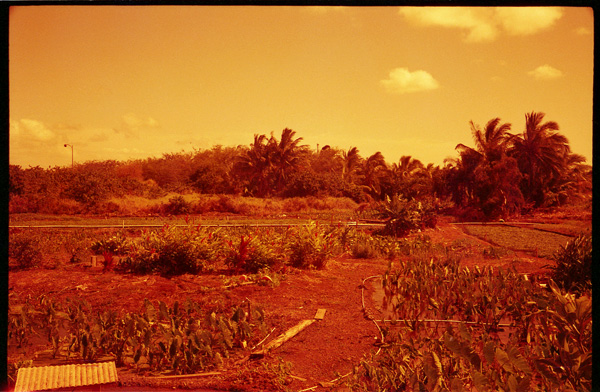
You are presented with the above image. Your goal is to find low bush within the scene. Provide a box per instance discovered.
[224,234,282,273]
[9,232,43,269]
[548,234,592,294]
[91,231,132,255]
[288,221,339,269]
[165,195,191,215]
[348,230,379,259]
[120,226,219,276]
[375,195,437,237]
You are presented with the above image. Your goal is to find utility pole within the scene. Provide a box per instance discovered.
[64,144,73,168]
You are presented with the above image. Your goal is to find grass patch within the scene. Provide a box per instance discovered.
[462,224,573,258]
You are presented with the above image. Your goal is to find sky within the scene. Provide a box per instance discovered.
[9,6,594,168]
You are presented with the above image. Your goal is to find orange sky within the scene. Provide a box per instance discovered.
[9,6,594,168]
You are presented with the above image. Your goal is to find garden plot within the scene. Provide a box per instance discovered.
[459,224,574,259]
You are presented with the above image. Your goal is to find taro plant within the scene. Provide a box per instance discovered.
[8,296,269,377]
[348,243,592,391]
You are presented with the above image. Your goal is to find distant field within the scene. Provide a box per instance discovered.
[460,224,576,259]
[8,213,360,228]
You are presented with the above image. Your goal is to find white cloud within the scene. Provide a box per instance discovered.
[399,7,498,42]
[12,119,56,142]
[115,113,160,138]
[495,7,562,36]
[528,64,563,80]
[380,67,440,94]
[399,7,563,42]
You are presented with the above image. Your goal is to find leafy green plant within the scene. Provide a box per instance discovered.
[165,195,191,215]
[8,296,269,377]
[348,247,592,391]
[348,230,380,259]
[288,221,338,269]
[9,231,43,269]
[225,233,282,273]
[375,194,435,237]
[91,231,131,255]
[120,226,218,276]
[548,234,592,294]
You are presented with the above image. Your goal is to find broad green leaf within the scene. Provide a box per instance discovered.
[495,348,512,373]
[471,370,491,392]
[443,333,462,356]
[483,341,495,364]
[534,359,560,384]
[144,299,157,323]
[507,374,518,392]
[458,322,472,343]
[507,346,532,375]
[450,377,465,392]
[159,301,169,320]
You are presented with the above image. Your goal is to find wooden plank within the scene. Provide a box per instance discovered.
[314,308,327,320]
[265,319,315,350]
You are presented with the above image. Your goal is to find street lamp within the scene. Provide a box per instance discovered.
[64,144,73,168]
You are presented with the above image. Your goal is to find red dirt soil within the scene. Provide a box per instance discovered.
[7,220,557,391]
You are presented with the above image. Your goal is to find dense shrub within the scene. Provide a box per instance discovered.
[225,234,282,273]
[346,230,380,259]
[288,222,338,269]
[119,226,218,275]
[549,234,592,294]
[165,195,191,215]
[9,232,43,269]
[375,195,436,237]
[91,232,132,255]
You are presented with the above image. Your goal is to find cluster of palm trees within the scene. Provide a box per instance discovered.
[234,128,310,197]
[234,112,590,219]
[446,111,591,218]
[234,128,437,202]
[10,112,589,219]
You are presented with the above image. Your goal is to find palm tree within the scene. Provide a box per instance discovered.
[235,134,274,196]
[543,152,591,206]
[508,111,570,206]
[342,147,363,183]
[388,156,429,199]
[449,117,524,219]
[361,151,388,199]
[392,155,425,178]
[271,128,308,194]
[456,118,512,165]
[311,145,343,174]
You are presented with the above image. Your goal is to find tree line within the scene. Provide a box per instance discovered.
[9,112,591,220]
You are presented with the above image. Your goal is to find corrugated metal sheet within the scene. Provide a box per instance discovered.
[14,361,118,392]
